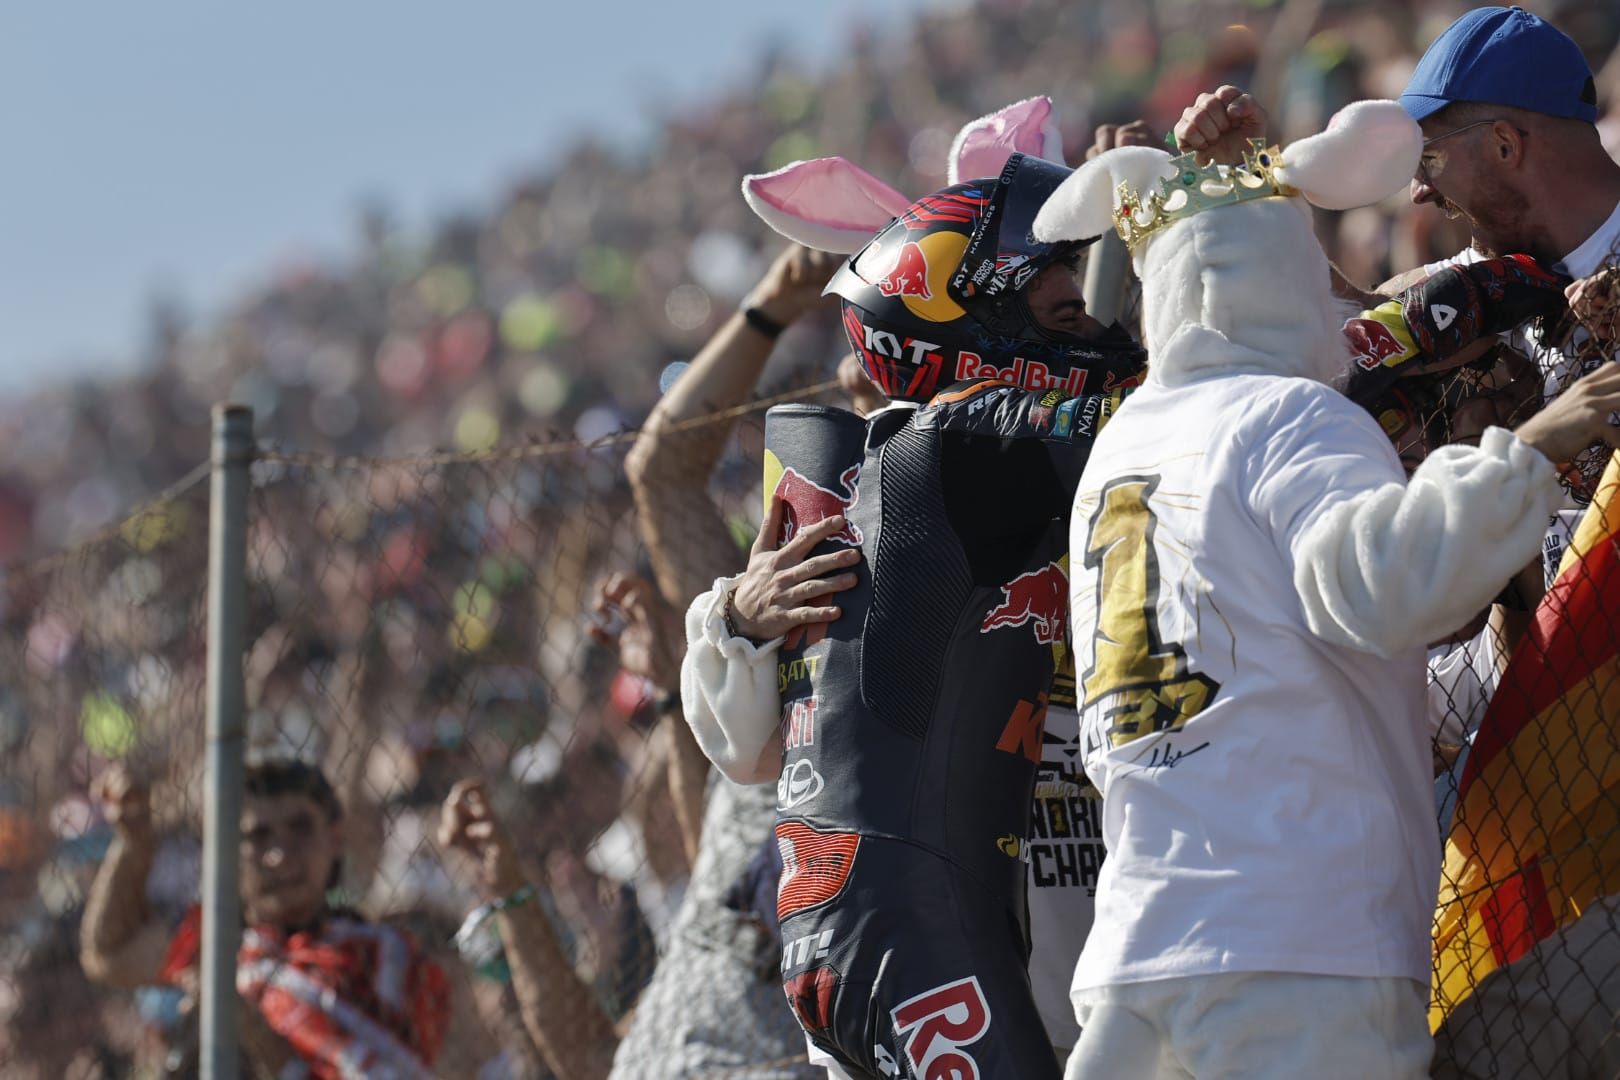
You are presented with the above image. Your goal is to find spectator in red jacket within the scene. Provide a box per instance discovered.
[80,759,449,1078]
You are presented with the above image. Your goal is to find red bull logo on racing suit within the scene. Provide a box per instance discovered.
[980,561,1068,645]
[774,464,863,547]
[891,976,992,1080]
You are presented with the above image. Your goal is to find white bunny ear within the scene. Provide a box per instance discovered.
[947,96,1065,185]
[1033,145,1176,244]
[1274,100,1422,211]
[741,158,910,254]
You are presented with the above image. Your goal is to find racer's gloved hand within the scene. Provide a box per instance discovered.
[1344,254,1570,406]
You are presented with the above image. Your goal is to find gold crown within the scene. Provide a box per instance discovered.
[1113,139,1298,249]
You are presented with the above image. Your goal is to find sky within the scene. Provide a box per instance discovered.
[0,1,946,395]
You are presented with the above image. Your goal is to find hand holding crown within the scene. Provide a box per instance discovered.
[1174,86,1270,165]
[1113,140,1295,249]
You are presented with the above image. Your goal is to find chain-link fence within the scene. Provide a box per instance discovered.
[0,379,842,1079]
[1408,261,1620,1078]
[0,457,213,1078]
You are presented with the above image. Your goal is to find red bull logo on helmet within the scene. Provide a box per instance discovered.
[981,561,1068,644]
[774,464,863,548]
[877,241,933,300]
[860,231,970,323]
[956,352,1090,396]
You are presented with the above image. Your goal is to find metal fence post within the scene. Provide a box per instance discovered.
[202,404,252,1080]
[1082,230,1130,328]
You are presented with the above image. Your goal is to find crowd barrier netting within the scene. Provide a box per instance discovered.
[1420,278,1620,1077]
[0,384,837,1078]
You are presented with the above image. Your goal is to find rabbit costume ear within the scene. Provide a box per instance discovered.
[1032,145,1178,245]
[1275,100,1422,211]
[947,96,1065,185]
[741,157,911,254]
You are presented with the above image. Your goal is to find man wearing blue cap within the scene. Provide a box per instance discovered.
[1400,6,1620,581]
[1402,6,1618,268]
[1185,8,1618,357]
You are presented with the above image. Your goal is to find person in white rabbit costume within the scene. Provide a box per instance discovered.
[1033,100,1620,1078]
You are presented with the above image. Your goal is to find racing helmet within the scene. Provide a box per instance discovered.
[827,152,1145,403]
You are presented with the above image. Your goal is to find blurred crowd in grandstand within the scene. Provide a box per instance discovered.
[5,0,1620,1075]
[8,0,1620,565]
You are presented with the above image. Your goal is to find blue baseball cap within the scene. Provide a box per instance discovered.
[1401,6,1597,124]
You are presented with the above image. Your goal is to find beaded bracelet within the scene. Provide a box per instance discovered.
[722,587,745,641]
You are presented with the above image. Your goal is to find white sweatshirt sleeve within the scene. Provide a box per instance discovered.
[679,574,785,785]
[1290,426,1560,656]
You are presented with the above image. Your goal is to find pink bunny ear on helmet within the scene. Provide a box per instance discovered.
[741,158,911,254]
[947,96,1064,185]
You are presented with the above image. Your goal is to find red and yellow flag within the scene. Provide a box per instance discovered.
[1431,451,1620,1030]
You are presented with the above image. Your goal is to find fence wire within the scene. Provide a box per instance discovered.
[0,382,840,1078]
[0,464,212,1077]
[1414,261,1620,1079]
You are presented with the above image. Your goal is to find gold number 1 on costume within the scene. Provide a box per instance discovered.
[1080,475,1220,749]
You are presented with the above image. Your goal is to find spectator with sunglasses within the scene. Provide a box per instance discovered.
[1398,7,1620,580]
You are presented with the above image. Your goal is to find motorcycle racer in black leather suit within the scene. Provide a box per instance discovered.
[683,152,1144,1080]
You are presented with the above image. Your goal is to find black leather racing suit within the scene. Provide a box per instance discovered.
[767,376,1127,1080]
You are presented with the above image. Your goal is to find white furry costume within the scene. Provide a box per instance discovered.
[1033,102,1563,1077]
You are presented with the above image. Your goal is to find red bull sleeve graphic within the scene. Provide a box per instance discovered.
[923,377,1132,445]
[1342,254,1570,408]
[772,464,864,548]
